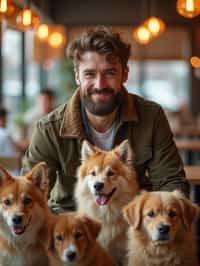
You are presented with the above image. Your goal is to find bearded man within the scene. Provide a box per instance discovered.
[21,27,189,213]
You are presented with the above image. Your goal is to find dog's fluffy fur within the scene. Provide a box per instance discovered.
[48,212,116,266]
[75,140,139,265]
[123,190,199,266]
[0,162,50,266]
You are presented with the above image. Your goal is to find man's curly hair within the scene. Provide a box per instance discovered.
[67,27,131,70]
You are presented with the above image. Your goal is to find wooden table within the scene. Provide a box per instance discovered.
[175,139,200,152]
[184,165,200,185]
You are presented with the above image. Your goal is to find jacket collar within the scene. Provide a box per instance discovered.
[60,87,139,138]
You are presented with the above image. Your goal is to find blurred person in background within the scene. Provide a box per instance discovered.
[0,107,18,156]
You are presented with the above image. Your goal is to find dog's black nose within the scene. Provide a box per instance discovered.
[94,182,104,192]
[66,250,76,261]
[12,215,23,225]
[158,224,170,234]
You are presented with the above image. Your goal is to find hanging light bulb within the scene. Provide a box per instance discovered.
[0,0,16,20]
[36,24,49,41]
[176,0,200,18]
[133,25,152,45]
[144,16,165,37]
[16,8,40,30]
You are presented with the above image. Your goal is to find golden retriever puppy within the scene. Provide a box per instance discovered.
[123,190,200,266]
[48,212,116,266]
[75,139,139,265]
[0,162,50,266]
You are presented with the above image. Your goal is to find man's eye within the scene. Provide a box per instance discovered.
[85,72,95,78]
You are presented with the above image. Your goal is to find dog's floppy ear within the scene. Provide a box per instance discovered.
[81,140,98,161]
[114,140,134,166]
[0,165,13,186]
[123,192,147,229]
[81,215,101,242]
[173,190,200,229]
[26,162,48,193]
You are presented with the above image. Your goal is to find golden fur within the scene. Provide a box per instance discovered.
[48,212,116,266]
[123,190,199,266]
[75,140,139,265]
[0,162,50,266]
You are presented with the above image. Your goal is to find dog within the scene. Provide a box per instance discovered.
[0,162,50,266]
[75,139,139,265]
[48,212,116,266]
[123,190,200,266]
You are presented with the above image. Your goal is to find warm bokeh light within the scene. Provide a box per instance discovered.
[16,8,40,30]
[22,9,31,26]
[133,25,152,45]
[176,0,200,18]
[0,0,16,20]
[49,32,64,48]
[0,0,7,12]
[36,24,49,41]
[144,16,165,36]
[191,56,200,67]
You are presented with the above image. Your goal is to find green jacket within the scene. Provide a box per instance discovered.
[22,88,189,213]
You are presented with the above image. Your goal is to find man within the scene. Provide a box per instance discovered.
[24,88,55,132]
[22,27,189,213]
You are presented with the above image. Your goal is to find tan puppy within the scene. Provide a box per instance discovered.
[0,162,50,266]
[48,212,116,266]
[75,139,138,265]
[123,190,199,266]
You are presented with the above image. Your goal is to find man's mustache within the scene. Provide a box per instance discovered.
[88,88,115,95]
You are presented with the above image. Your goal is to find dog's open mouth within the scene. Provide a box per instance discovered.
[95,188,116,206]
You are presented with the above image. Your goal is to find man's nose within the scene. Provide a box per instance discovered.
[94,75,107,90]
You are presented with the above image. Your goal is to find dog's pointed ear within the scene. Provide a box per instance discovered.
[81,215,101,242]
[0,165,13,186]
[114,140,134,166]
[26,162,48,193]
[81,140,97,161]
[123,192,147,229]
[173,190,200,229]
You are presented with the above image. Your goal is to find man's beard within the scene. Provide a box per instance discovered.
[80,87,123,116]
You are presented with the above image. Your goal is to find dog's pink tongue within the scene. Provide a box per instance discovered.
[96,195,108,205]
[13,226,24,234]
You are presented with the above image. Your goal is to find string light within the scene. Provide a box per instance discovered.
[144,16,165,37]
[133,25,152,45]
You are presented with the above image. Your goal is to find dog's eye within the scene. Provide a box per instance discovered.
[90,170,96,176]
[74,231,83,239]
[147,210,155,218]
[55,234,63,241]
[107,169,114,176]
[168,210,177,218]
[3,199,12,206]
[23,197,32,205]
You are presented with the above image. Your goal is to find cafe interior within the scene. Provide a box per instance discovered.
[1,0,200,257]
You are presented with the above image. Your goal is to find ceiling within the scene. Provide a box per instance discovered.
[33,0,200,27]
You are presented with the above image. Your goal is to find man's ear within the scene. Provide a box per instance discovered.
[75,69,80,86]
[122,66,129,83]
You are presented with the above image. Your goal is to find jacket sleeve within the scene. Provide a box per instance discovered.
[147,106,190,196]
[21,120,59,192]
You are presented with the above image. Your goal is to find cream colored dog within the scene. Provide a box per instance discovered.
[75,140,139,265]
[123,190,199,266]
